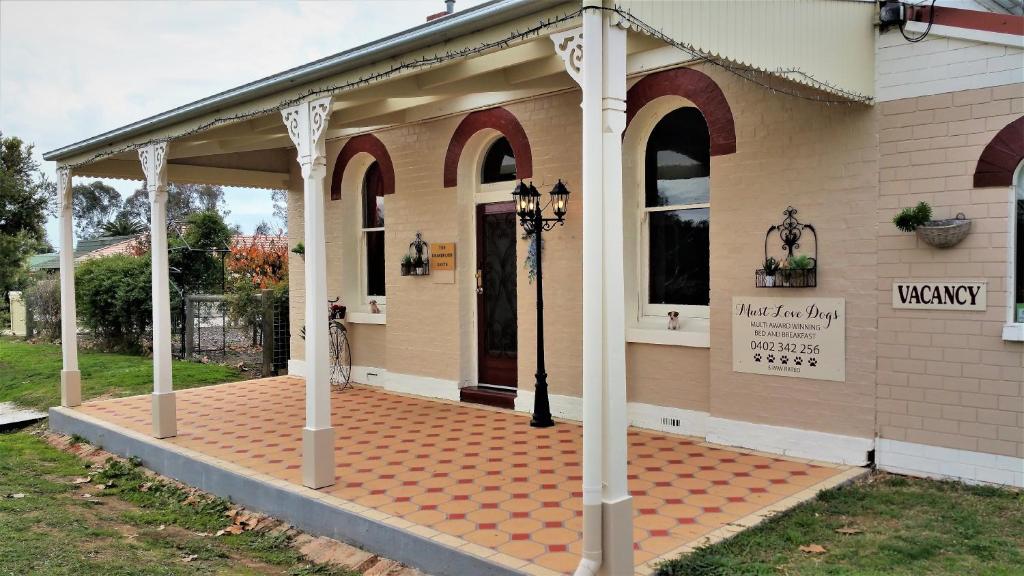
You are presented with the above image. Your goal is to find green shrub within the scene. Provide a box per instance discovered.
[893,201,933,232]
[76,254,152,350]
[169,210,232,294]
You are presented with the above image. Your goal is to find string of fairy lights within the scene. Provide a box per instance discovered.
[60,4,873,171]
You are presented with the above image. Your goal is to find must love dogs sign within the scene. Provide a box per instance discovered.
[892,281,986,311]
[732,297,846,382]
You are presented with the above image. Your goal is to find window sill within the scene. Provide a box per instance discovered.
[627,324,710,348]
[1002,323,1024,342]
[347,312,386,325]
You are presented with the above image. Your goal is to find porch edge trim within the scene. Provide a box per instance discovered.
[47,407,527,576]
[707,417,874,466]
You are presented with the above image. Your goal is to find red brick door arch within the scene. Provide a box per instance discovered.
[443,107,533,188]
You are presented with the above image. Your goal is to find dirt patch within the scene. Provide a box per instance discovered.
[40,430,423,576]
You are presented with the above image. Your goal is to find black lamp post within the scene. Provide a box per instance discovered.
[511,179,570,428]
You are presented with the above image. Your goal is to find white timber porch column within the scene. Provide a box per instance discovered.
[553,3,633,573]
[140,142,176,438]
[56,167,81,407]
[597,13,633,576]
[282,97,335,489]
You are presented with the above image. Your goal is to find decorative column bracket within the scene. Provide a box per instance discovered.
[140,141,168,198]
[550,27,583,88]
[282,97,332,178]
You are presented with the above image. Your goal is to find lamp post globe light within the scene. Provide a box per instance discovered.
[511,179,570,428]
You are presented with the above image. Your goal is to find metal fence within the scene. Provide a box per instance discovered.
[175,290,289,377]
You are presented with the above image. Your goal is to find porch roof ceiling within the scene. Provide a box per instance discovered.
[45,0,876,190]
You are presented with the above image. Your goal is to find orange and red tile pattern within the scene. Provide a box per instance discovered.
[78,377,847,574]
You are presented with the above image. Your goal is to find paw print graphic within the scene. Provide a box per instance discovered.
[766,354,775,363]
[809,357,818,367]
[780,355,789,365]
[794,356,803,366]
[754,353,762,363]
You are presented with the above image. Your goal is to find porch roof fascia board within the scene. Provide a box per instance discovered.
[43,0,573,165]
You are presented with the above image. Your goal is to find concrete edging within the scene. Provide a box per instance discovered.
[48,406,526,576]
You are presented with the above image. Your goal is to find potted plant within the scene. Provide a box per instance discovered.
[893,201,971,248]
[786,254,814,287]
[291,242,305,258]
[762,257,780,287]
[413,253,425,275]
[401,254,413,276]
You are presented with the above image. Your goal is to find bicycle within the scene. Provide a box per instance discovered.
[327,298,352,390]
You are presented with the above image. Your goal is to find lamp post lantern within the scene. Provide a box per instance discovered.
[511,179,570,428]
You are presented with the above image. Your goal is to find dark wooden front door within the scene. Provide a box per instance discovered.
[477,202,518,388]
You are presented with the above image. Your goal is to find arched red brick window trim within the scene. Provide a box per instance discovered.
[443,107,532,188]
[330,134,395,201]
[974,116,1024,188]
[626,68,737,156]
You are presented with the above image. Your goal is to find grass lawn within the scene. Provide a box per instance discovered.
[0,338,243,410]
[656,473,1024,576]
[0,430,356,576]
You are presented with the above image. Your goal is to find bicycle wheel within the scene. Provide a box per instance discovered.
[328,321,352,389]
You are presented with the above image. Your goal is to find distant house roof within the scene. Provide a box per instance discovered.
[231,234,288,251]
[77,235,139,261]
[28,235,140,271]
[74,235,138,256]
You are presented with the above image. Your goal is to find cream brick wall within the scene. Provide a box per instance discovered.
[707,66,880,440]
[876,84,1024,460]
[627,344,709,412]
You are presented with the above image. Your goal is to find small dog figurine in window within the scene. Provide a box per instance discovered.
[369,300,381,314]
[667,311,680,330]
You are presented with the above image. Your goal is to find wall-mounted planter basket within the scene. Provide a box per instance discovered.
[916,213,971,249]
[755,268,817,288]
[755,206,818,289]
[401,232,430,277]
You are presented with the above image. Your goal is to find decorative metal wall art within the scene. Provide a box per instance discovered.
[401,232,430,276]
[755,206,818,288]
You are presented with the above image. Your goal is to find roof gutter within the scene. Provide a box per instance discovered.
[43,0,569,162]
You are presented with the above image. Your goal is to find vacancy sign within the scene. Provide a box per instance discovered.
[892,281,986,311]
[732,296,846,382]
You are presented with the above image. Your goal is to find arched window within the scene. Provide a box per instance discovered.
[362,161,386,300]
[480,137,516,184]
[642,107,710,314]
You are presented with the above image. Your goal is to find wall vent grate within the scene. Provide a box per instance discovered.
[661,417,681,427]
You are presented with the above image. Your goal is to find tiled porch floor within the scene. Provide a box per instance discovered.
[76,377,859,575]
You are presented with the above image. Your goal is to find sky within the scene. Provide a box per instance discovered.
[0,0,487,246]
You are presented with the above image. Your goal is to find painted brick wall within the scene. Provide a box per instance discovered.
[876,84,1024,460]
[876,28,1023,102]
[707,65,880,440]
